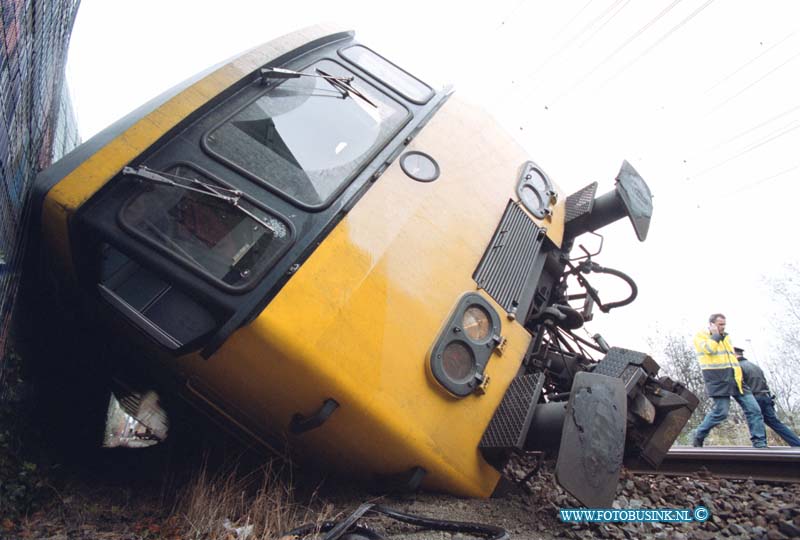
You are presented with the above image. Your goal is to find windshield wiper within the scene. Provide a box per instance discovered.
[316,68,377,108]
[259,66,377,108]
[122,166,276,234]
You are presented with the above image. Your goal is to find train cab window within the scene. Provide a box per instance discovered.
[119,165,292,290]
[203,59,410,209]
[339,45,434,104]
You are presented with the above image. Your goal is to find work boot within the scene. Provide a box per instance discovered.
[691,432,704,447]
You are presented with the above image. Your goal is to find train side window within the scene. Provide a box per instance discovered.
[203,59,410,209]
[339,45,434,105]
[119,164,292,291]
[98,243,217,350]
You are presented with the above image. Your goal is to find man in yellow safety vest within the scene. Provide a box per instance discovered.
[692,313,766,448]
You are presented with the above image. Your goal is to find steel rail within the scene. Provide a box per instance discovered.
[626,446,800,483]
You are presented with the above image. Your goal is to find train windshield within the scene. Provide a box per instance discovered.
[119,165,292,289]
[204,59,409,208]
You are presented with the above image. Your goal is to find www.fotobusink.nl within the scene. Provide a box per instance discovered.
[559,506,710,523]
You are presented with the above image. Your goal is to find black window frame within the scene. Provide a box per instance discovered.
[95,240,219,351]
[338,44,434,105]
[116,161,296,294]
[200,57,413,212]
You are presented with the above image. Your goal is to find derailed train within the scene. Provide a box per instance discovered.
[30,25,698,507]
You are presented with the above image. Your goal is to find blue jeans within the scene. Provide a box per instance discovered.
[695,393,767,447]
[755,394,800,447]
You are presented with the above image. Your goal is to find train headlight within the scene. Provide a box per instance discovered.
[462,305,491,342]
[430,294,502,397]
[516,161,556,220]
[442,341,476,382]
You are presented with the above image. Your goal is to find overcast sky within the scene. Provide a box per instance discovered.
[65,1,800,360]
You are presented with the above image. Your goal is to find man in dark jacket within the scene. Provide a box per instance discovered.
[735,347,800,447]
[691,313,767,447]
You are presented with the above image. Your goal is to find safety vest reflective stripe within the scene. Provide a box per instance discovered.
[700,363,739,369]
[700,342,716,354]
[696,350,735,357]
[698,355,738,367]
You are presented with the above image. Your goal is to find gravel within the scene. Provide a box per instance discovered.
[316,453,800,539]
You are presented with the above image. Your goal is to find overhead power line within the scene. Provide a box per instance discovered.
[690,120,800,179]
[709,48,800,114]
[705,30,796,93]
[517,0,628,89]
[547,0,685,106]
[691,103,800,160]
[555,0,597,39]
[721,163,800,199]
[577,0,632,48]
[599,0,717,88]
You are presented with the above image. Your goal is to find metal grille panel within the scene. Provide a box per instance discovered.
[594,347,649,378]
[480,373,544,450]
[565,182,598,223]
[473,201,544,313]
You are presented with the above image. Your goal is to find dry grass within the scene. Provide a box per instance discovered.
[174,458,331,540]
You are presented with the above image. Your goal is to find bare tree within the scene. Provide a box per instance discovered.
[649,332,709,443]
[762,262,800,428]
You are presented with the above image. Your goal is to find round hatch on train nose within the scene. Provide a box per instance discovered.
[400,151,440,182]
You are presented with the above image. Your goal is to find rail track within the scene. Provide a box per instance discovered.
[627,446,800,483]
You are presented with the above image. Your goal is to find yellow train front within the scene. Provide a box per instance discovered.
[31,25,697,507]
